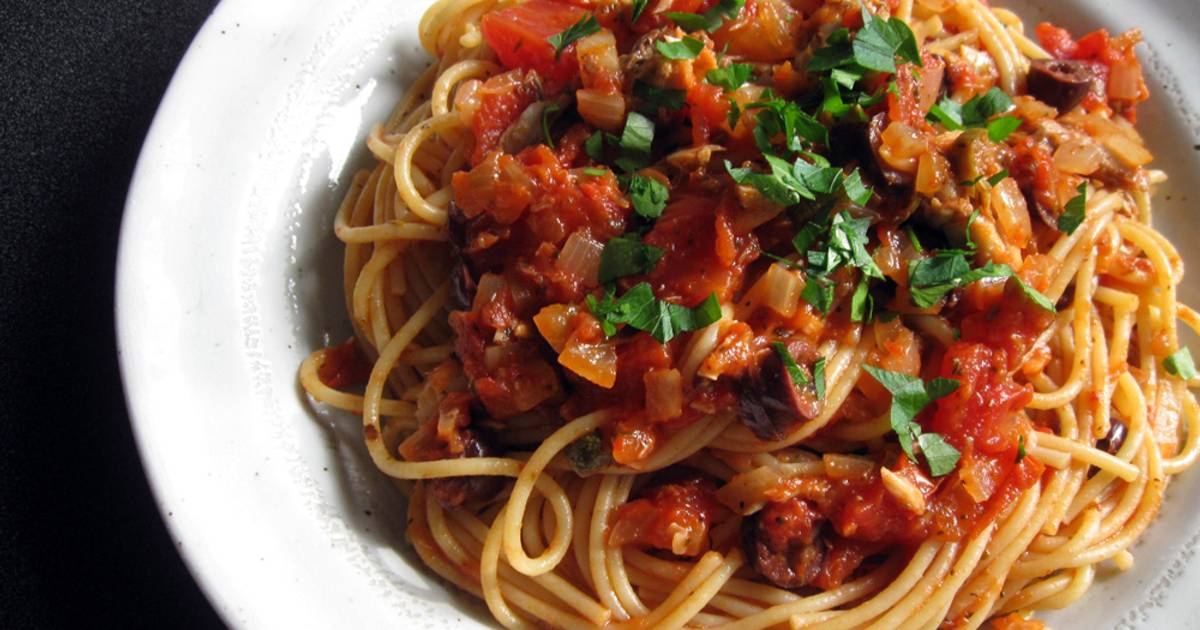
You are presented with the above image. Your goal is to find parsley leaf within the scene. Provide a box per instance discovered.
[852,8,922,73]
[843,168,873,205]
[630,0,651,23]
[666,0,744,33]
[927,97,964,130]
[749,96,828,153]
[987,169,1010,186]
[582,167,608,176]
[801,276,834,314]
[772,342,808,386]
[1016,435,1027,463]
[627,174,669,219]
[1057,183,1087,234]
[615,112,655,172]
[850,279,873,323]
[962,87,1015,124]
[986,116,1022,142]
[928,88,1017,134]
[1014,277,1056,312]
[656,36,705,60]
[908,254,1013,308]
[1164,348,1198,380]
[633,81,686,112]
[918,433,961,477]
[706,63,754,92]
[548,14,600,61]
[587,283,721,343]
[598,236,664,283]
[862,365,961,475]
[813,357,827,400]
[585,130,605,162]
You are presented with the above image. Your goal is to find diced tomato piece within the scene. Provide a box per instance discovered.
[467,71,538,165]
[644,193,759,306]
[1036,22,1078,59]
[711,0,800,63]
[608,476,728,555]
[480,0,587,92]
[686,82,730,145]
[317,339,372,388]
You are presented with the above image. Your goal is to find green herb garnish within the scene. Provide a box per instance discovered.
[586,283,721,343]
[862,365,962,476]
[1057,182,1087,235]
[548,14,600,61]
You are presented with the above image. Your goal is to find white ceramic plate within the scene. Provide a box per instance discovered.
[116,1,1200,628]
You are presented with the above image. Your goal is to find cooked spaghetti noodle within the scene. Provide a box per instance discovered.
[300,0,1200,627]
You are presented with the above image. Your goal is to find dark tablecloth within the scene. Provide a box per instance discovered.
[0,1,224,627]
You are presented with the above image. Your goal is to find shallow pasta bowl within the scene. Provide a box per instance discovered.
[115,0,1200,627]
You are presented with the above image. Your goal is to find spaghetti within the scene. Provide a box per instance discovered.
[300,0,1200,627]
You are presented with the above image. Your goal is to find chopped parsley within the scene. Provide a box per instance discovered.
[1016,435,1027,463]
[598,235,664,283]
[1014,277,1056,312]
[986,116,1022,142]
[1057,182,1088,234]
[627,174,670,219]
[1164,348,1198,380]
[850,279,873,323]
[665,0,745,33]
[927,88,1019,141]
[582,167,608,176]
[747,94,828,153]
[772,342,808,386]
[630,0,651,23]
[706,63,754,92]
[656,36,705,60]
[725,156,870,209]
[813,357,827,400]
[585,130,605,162]
[851,8,922,73]
[862,365,961,476]
[615,112,655,172]
[963,169,1010,187]
[587,283,721,343]
[908,255,1012,308]
[633,81,686,112]
[548,14,599,61]
[801,276,834,314]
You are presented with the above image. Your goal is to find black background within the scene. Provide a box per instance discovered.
[0,1,224,627]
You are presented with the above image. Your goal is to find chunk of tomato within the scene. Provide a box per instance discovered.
[480,0,587,92]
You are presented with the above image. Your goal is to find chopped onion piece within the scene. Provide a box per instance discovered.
[556,231,604,285]
[1052,138,1103,175]
[577,88,627,132]
[533,304,575,353]
[558,338,618,389]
